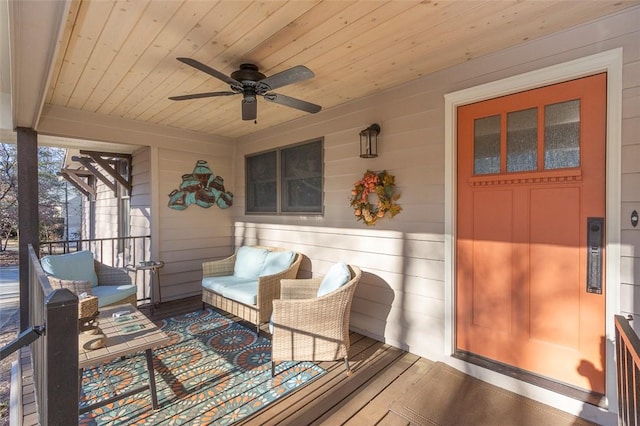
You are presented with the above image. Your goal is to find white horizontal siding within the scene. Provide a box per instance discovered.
[229,8,640,361]
[156,147,235,302]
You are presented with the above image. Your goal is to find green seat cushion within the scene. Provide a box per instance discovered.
[317,263,351,297]
[91,284,137,307]
[233,246,269,279]
[260,251,295,276]
[41,250,99,288]
[202,276,256,294]
[221,282,258,306]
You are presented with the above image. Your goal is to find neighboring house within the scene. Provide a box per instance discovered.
[2,2,639,424]
[62,180,82,241]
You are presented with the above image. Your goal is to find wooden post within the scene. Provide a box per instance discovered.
[17,127,39,331]
[44,288,79,426]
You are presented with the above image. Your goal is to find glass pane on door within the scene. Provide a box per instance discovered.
[544,100,580,169]
[507,108,538,172]
[474,115,501,175]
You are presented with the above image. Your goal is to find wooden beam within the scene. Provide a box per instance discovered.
[72,155,117,194]
[16,127,39,330]
[58,170,95,198]
[83,151,132,193]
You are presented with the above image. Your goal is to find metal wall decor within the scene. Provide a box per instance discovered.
[168,160,233,210]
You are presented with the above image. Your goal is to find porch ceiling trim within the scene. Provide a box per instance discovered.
[8,0,70,129]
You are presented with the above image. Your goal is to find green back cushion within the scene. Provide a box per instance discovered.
[317,263,351,297]
[260,251,295,276]
[41,250,99,288]
[233,246,269,279]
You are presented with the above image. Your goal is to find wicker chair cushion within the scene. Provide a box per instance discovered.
[233,246,269,279]
[202,276,256,293]
[317,262,351,297]
[260,251,295,276]
[92,284,137,307]
[41,250,99,288]
[221,283,259,306]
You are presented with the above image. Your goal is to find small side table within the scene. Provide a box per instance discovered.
[134,261,165,309]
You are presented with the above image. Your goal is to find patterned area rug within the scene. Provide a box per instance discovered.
[79,308,325,425]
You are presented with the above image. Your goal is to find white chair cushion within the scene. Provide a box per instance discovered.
[41,250,99,288]
[91,284,137,307]
[202,276,256,294]
[233,246,269,279]
[317,263,351,297]
[260,251,295,276]
[221,282,259,306]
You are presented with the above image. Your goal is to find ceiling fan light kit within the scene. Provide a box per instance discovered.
[170,59,321,121]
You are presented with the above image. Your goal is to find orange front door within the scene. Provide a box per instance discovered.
[456,73,606,393]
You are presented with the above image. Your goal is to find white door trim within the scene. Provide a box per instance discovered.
[443,48,623,418]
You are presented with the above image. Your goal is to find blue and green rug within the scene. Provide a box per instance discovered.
[79,308,325,425]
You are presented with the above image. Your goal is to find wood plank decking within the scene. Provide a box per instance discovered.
[16,295,596,425]
[142,296,594,426]
[141,296,419,424]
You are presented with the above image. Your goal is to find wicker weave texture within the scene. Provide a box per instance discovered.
[201,246,302,329]
[95,260,135,286]
[271,265,362,363]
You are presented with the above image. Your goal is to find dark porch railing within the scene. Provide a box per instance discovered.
[39,235,151,267]
[615,314,640,426]
[28,244,79,425]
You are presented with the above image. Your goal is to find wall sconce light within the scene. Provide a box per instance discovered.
[359,123,381,158]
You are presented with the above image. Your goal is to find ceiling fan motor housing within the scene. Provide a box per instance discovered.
[231,64,266,83]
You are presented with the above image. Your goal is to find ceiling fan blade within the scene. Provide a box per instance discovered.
[176,57,240,87]
[242,99,257,121]
[168,91,237,101]
[264,93,321,114]
[256,65,314,92]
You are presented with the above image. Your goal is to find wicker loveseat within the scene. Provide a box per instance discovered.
[201,246,302,332]
[41,250,137,316]
[271,263,362,376]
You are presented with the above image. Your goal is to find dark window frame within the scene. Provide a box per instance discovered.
[245,138,324,215]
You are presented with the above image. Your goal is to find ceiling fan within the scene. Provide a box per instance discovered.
[169,58,322,121]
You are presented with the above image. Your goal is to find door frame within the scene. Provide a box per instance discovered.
[444,49,623,413]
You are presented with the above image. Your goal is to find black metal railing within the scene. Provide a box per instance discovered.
[40,235,153,302]
[615,314,640,426]
[28,244,79,425]
[40,235,151,268]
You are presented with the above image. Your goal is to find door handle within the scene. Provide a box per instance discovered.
[586,217,604,294]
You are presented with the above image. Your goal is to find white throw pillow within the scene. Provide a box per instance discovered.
[317,263,351,297]
[233,246,269,279]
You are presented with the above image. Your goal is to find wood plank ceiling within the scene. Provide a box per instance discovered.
[45,0,638,139]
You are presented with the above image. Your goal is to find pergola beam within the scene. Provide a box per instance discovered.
[59,169,95,198]
[82,151,132,193]
[72,155,117,194]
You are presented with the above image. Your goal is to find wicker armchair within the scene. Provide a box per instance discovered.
[271,264,362,377]
[44,254,137,317]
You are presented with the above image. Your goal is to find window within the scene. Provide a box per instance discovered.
[246,139,323,214]
[472,99,581,176]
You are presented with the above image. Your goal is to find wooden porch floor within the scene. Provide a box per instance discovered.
[17,295,596,425]
[140,295,424,425]
[139,296,595,426]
